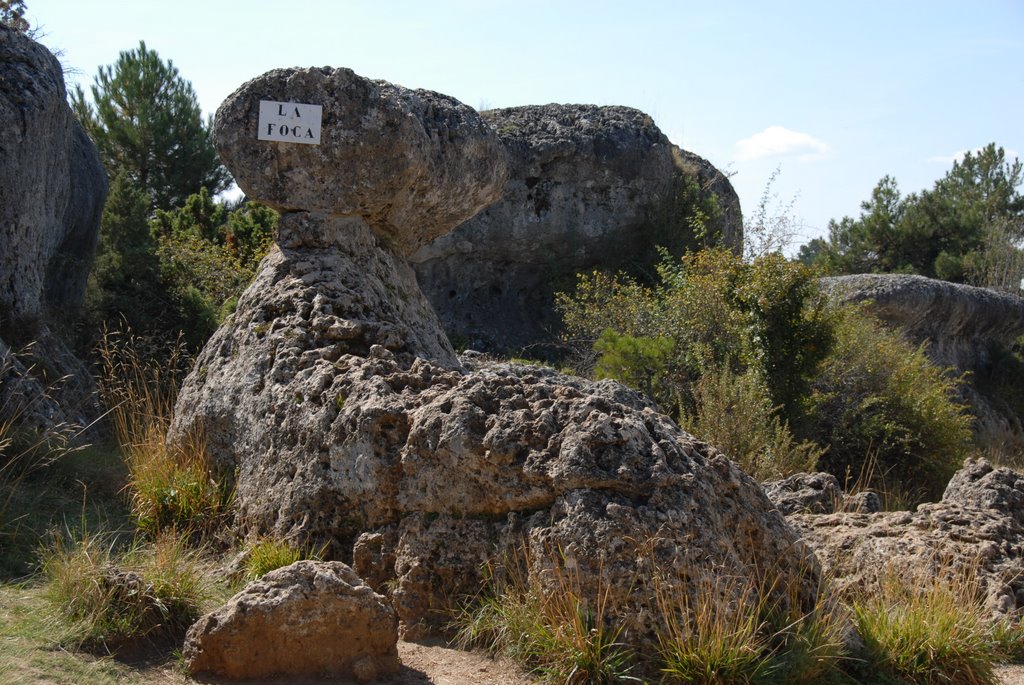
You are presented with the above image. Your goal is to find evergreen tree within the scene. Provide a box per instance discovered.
[82,171,164,343]
[72,41,231,212]
[804,144,1024,286]
[0,0,29,32]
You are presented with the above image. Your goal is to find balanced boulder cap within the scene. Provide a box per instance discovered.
[213,66,508,255]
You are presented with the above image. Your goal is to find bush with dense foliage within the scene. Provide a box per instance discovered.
[558,247,972,495]
[82,180,276,351]
[806,306,973,500]
[557,248,832,479]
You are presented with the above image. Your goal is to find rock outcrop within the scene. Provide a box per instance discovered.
[184,561,400,681]
[411,104,741,353]
[0,25,107,431]
[763,471,880,515]
[822,273,1024,438]
[788,459,1024,620]
[171,67,818,646]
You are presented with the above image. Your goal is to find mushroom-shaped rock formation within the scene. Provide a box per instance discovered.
[171,67,818,645]
[214,67,508,255]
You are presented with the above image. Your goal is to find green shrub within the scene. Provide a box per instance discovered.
[593,329,675,407]
[41,530,207,652]
[806,307,972,502]
[852,567,998,685]
[242,536,324,583]
[558,248,833,480]
[682,368,823,481]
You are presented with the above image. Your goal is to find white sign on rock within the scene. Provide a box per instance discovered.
[258,100,322,145]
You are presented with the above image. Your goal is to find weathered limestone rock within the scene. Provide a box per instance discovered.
[789,459,1024,619]
[0,25,106,332]
[822,274,1024,372]
[763,472,880,515]
[183,561,400,681]
[172,67,818,646]
[822,273,1024,438]
[214,66,508,256]
[0,26,106,432]
[411,104,742,352]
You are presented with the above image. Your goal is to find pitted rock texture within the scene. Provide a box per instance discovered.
[822,273,1024,437]
[789,459,1024,620]
[0,25,107,332]
[175,68,817,645]
[411,104,742,352]
[214,66,508,255]
[171,285,819,640]
[183,561,399,681]
[763,471,880,515]
[0,26,106,433]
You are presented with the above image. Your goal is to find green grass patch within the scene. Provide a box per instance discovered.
[240,536,325,583]
[852,567,999,685]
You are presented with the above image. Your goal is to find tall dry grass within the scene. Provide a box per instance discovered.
[95,329,230,539]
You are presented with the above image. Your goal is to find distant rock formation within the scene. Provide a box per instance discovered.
[171,66,817,645]
[786,459,1024,620]
[411,104,741,353]
[822,273,1024,438]
[0,25,107,432]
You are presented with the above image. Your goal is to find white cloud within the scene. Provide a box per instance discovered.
[927,147,1020,164]
[734,126,830,161]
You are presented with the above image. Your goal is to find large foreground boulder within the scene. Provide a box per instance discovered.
[184,561,400,681]
[171,66,818,645]
[822,273,1024,438]
[0,25,107,432]
[411,104,742,353]
[787,459,1024,619]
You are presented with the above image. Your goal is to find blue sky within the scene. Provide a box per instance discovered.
[27,0,1024,250]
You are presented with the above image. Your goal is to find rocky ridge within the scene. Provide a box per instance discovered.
[773,459,1024,620]
[411,103,741,353]
[171,66,818,649]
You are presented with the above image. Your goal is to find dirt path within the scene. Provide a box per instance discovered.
[183,641,535,685]
[998,665,1024,685]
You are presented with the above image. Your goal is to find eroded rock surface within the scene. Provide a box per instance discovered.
[0,26,106,431]
[411,104,742,353]
[183,561,400,681]
[789,459,1024,619]
[763,471,880,515]
[172,67,818,645]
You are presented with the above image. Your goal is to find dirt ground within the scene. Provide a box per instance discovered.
[177,640,535,685]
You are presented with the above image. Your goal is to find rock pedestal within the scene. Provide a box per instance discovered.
[171,66,818,646]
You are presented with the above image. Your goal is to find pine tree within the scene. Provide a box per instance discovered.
[72,41,231,212]
[0,0,29,32]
